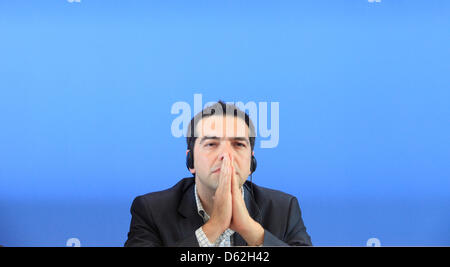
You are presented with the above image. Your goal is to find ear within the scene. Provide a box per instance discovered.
[186,149,195,174]
[252,151,254,156]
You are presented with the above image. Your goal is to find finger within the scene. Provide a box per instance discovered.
[231,165,237,195]
[230,163,241,199]
[231,172,243,203]
[225,154,232,190]
[220,154,231,191]
[231,168,240,197]
[219,155,228,187]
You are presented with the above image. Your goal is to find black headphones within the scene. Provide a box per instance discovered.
[186,150,257,175]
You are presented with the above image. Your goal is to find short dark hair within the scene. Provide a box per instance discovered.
[186,101,256,152]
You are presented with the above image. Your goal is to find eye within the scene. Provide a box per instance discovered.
[234,142,247,148]
[205,142,217,147]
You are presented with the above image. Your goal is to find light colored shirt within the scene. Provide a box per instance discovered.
[194,184,244,247]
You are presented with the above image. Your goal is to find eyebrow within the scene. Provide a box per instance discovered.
[199,136,250,145]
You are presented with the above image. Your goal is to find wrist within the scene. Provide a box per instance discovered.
[240,219,265,246]
[202,219,226,244]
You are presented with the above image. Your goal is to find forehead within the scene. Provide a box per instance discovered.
[195,115,249,138]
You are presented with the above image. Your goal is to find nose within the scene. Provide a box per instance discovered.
[218,142,233,161]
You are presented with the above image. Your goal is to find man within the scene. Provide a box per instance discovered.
[125,101,312,246]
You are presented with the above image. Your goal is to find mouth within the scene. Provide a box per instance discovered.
[211,168,240,176]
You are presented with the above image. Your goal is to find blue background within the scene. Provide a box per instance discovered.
[1,0,449,246]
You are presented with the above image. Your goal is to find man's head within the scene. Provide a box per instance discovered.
[186,101,256,192]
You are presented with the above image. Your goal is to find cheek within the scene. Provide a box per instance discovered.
[195,152,215,170]
[236,156,251,172]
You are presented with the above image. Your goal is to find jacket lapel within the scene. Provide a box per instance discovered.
[177,181,204,234]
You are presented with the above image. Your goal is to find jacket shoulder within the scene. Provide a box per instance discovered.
[134,177,194,208]
[250,182,298,202]
[246,182,300,215]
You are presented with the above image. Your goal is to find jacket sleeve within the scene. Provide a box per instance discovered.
[124,196,201,247]
[124,196,163,247]
[262,197,312,246]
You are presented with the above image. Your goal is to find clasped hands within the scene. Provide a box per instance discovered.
[202,153,264,246]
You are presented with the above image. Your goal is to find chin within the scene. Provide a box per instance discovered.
[203,176,219,190]
[208,182,219,192]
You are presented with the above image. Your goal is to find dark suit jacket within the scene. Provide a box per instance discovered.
[124,177,312,247]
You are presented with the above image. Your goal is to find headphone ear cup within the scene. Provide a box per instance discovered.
[186,151,194,171]
[250,155,257,173]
